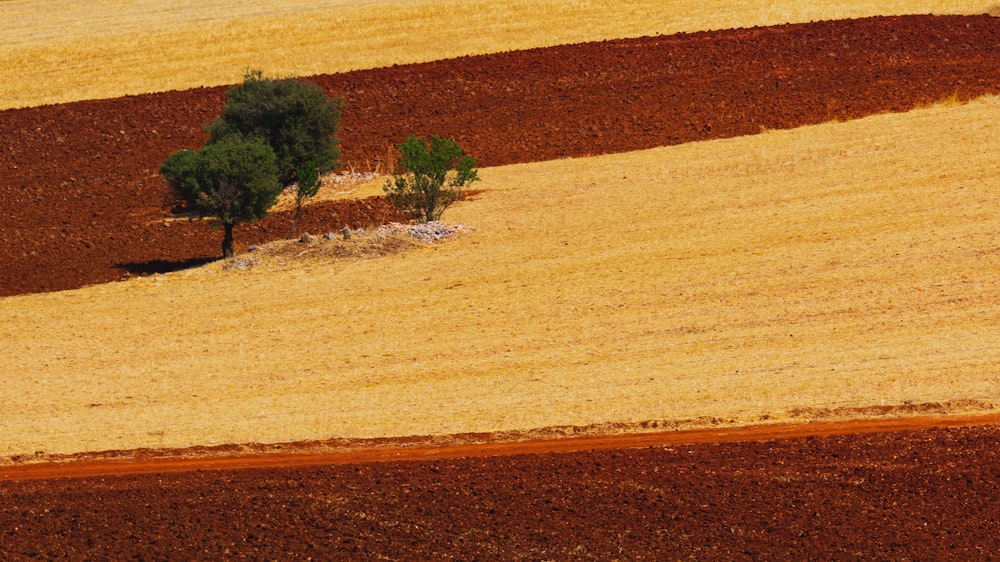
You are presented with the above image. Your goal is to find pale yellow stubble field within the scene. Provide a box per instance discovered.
[0,0,995,110]
[1,97,998,459]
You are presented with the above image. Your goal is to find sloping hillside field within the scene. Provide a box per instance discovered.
[0,0,990,109]
[4,15,1000,296]
[2,12,1000,560]
[5,91,1000,459]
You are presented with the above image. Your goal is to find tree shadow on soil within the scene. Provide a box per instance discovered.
[118,257,217,276]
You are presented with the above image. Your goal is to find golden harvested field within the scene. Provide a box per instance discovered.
[2,97,998,459]
[0,0,994,109]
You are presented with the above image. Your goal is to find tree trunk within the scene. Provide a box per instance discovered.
[222,223,235,258]
[287,200,303,239]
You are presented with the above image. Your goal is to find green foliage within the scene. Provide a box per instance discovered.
[159,135,282,257]
[289,160,320,237]
[206,70,344,186]
[294,160,321,208]
[383,136,479,223]
[161,69,342,255]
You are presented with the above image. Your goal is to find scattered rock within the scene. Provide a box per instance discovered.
[230,221,470,267]
[224,257,257,271]
[332,171,379,183]
[377,221,469,244]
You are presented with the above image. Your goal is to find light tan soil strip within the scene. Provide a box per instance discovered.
[3,413,999,482]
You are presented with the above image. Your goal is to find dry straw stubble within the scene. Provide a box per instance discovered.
[1,97,998,458]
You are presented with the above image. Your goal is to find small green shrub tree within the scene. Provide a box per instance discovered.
[159,135,282,258]
[206,70,344,186]
[383,135,479,223]
[289,159,320,237]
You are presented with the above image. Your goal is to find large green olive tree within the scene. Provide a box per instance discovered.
[161,71,344,255]
[159,135,281,258]
[206,70,344,187]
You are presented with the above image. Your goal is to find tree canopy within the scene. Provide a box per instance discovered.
[159,135,282,257]
[206,70,344,186]
[384,136,479,223]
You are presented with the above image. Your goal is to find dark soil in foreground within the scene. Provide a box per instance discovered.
[3,14,1000,295]
[2,424,998,560]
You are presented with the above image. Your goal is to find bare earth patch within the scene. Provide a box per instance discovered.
[234,221,471,268]
[3,421,999,559]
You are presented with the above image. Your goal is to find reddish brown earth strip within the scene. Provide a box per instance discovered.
[3,411,1000,482]
[3,15,1000,296]
[1,422,999,559]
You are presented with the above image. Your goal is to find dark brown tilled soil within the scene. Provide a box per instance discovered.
[4,15,1000,296]
[2,425,998,560]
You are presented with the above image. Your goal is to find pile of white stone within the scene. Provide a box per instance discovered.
[320,222,468,245]
[375,221,469,244]
[327,170,380,184]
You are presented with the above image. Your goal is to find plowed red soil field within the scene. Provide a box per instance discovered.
[3,14,1000,559]
[4,15,1000,295]
[2,421,999,560]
